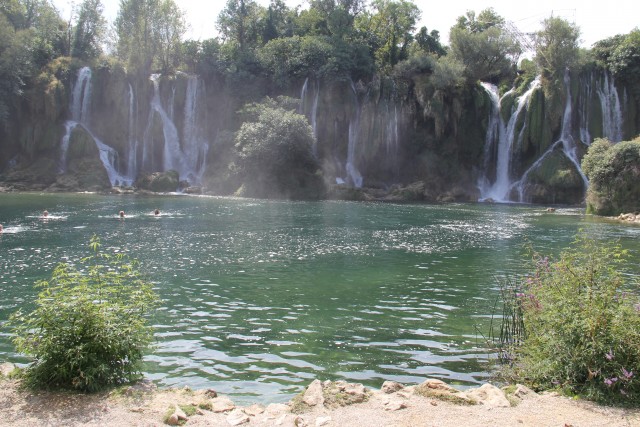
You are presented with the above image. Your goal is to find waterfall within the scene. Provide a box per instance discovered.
[299,78,320,156]
[345,81,363,188]
[479,78,540,202]
[597,72,623,142]
[513,70,588,201]
[126,83,138,179]
[59,67,129,186]
[477,83,504,198]
[579,74,593,145]
[142,74,209,185]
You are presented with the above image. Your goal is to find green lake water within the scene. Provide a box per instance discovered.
[1,193,639,403]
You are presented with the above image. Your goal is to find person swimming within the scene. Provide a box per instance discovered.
[154,208,160,216]
[43,210,49,217]
[0,224,3,233]
[119,210,125,218]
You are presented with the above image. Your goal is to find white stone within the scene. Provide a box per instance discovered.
[244,404,265,416]
[303,379,325,406]
[466,384,511,408]
[316,416,332,426]
[227,409,250,426]
[212,396,236,413]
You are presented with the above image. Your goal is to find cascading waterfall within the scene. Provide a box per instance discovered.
[142,74,209,185]
[597,72,623,142]
[478,78,540,202]
[477,83,504,198]
[345,81,363,188]
[514,70,588,201]
[59,67,129,186]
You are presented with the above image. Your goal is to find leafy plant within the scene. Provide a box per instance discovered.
[500,234,640,404]
[10,235,158,392]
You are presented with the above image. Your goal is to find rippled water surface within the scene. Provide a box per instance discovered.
[1,193,638,403]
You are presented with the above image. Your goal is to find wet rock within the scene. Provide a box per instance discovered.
[466,384,510,408]
[212,396,236,413]
[135,170,179,192]
[226,409,250,426]
[303,380,325,406]
[381,381,404,394]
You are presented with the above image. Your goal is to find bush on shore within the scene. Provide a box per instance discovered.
[10,235,158,392]
[500,234,640,405]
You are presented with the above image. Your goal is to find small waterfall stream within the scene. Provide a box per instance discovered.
[59,67,129,186]
[345,81,363,188]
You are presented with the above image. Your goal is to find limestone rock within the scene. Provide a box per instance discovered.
[383,399,407,411]
[205,389,218,398]
[316,416,332,426]
[265,403,290,419]
[381,381,404,394]
[174,405,188,421]
[0,362,17,377]
[466,384,511,408]
[513,384,537,399]
[166,413,180,425]
[227,409,250,426]
[212,396,236,413]
[244,404,265,416]
[303,379,325,406]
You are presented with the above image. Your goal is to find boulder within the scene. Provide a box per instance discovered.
[211,396,236,413]
[135,170,179,192]
[381,381,404,394]
[466,384,511,408]
[226,409,250,426]
[302,379,325,406]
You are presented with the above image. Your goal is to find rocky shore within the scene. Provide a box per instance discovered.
[1,363,638,427]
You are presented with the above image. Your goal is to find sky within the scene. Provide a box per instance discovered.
[52,0,639,49]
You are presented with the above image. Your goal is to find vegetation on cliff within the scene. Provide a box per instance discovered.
[0,0,639,204]
[582,137,640,216]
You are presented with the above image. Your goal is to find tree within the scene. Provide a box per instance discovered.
[234,97,325,199]
[71,0,107,60]
[155,0,186,72]
[216,0,263,51]
[534,16,580,79]
[355,0,420,71]
[115,0,185,73]
[449,8,520,83]
[414,26,445,56]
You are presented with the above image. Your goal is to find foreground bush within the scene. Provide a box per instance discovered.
[502,235,640,405]
[582,137,640,216]
[11,236,158,392]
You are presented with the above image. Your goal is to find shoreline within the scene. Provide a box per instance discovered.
[1,364,639,427]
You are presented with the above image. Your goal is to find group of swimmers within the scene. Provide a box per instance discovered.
[1,208,162,232]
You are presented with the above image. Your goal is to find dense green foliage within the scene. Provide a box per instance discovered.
[502,235,640,405]
[582,137,640,215]
[234,97,324,199]
[10,236,158,392]
[535,17,580,81]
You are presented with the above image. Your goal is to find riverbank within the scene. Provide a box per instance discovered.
[1,368,638,427]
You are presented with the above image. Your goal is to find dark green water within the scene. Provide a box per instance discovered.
[1,193,638,403]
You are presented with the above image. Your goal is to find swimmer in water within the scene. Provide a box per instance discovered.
[43,210,49,217]
[154,208,160,216]
[0,224,3,233]
[119,210,125,218]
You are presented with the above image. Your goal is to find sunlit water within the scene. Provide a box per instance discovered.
[1,193,639,403]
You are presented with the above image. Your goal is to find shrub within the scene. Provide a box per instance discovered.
[582,137,640,216]
[10,235,158,392]
[501,234,640,405]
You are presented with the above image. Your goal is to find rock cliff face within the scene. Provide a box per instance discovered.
[0,61,638,203]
